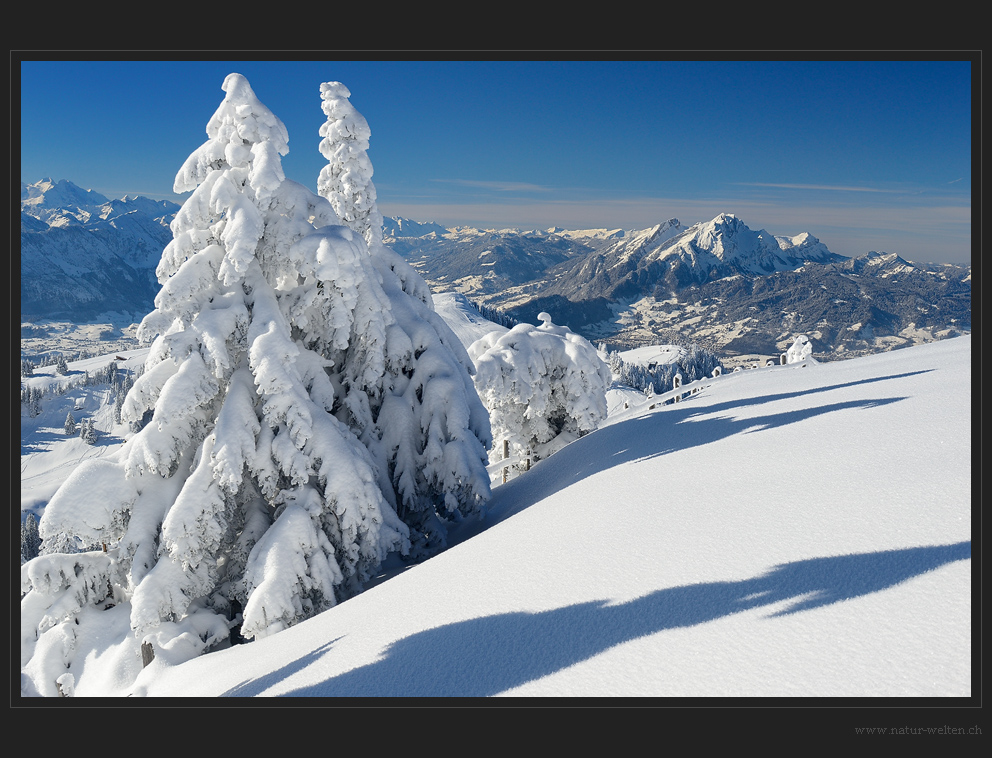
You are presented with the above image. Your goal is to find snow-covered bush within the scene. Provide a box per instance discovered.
[786,334,816,364]
[469,313,611,475]
[21,73,490,696]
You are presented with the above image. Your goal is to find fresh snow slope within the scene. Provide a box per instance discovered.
[432,292,507,351]
[122,334,970,698]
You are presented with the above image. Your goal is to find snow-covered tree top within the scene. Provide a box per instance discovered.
[786,334,816,364]
[174,73,289,199]
[469,315,611,465]
[317,81,381,246]
[319,82,372,147]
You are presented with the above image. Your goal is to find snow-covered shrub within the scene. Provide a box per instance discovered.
[469,313,611,475]
[786,334,816,364]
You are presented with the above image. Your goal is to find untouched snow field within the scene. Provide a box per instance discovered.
[431,291,507,348]
[94,333,970,699]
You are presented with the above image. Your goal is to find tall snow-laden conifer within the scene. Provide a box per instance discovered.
[316,81,492,557]
[21,74,413,696]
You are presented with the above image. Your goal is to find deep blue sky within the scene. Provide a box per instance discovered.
[19,58,974,264]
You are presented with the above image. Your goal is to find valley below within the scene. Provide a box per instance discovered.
[21,181,971,367]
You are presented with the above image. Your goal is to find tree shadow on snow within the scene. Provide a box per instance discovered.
[20,427,72,454]
[237,541,969,698]
[475,370,934,530]
[675,369,934,425]
[222,638,342,697]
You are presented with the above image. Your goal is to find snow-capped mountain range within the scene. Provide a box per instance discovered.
[21,180,970,363]
[21,179,179,321]
[387,213,971,362]
[539,213,845,301]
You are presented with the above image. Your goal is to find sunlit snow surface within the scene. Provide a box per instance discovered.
[115,331,970,698]
[20,296,971,697]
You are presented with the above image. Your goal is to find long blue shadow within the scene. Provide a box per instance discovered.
[682,370,933,420]
[478,393,910,531]
[228,541,968,698]
[222,639,341,697]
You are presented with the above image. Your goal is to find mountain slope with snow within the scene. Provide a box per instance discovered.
[542,213,845,302]
[431,292,508,350]
[101,334,971,698]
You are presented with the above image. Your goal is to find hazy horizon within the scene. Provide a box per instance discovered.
[19,58,974,265]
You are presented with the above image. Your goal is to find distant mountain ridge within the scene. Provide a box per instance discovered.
[21,179,180,320]
[20,181,970,363]
[384,212,970,361]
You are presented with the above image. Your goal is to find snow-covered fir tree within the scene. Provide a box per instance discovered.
[23,385,43,417]
[64,412,76,436]
[22,73,476,695]
[469,312,611,474]
[79,418,97,445]
[21,514,41,565]
[317,81,383,246]
[473,301,518,329]
[316,81,492,556]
